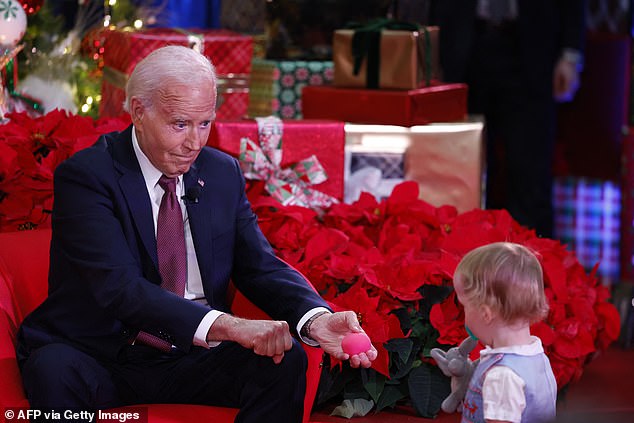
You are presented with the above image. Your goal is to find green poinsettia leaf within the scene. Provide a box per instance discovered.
[361,368,386,403]
[315,359,348,406]
[330,398,375,418]
[376,384,408,412]
[407,363,451,418]
[387,337,422,380]
[385,338,414,365]
[343,372,370,401]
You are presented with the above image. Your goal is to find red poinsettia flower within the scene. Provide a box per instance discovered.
[430,291,468,346]
[0,111,131,231]
[329,282,405,377]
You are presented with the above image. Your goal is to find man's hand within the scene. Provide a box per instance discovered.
[308,311,378,368]
[553,57,580,103]
[208,314,293,364]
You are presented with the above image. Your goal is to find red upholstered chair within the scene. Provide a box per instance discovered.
[0,229,324,422]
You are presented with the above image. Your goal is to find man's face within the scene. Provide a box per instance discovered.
[132,79,216,177]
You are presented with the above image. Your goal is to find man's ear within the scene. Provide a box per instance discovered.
[129,97,144,125]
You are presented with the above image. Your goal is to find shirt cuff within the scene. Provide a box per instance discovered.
[193,309,225,348]
[561,48,584,71]
[297,307,331,346]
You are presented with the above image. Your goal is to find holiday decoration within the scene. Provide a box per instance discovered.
[0,0,27,48]
[248,59,334,119]
[302,83,468,127]
[100,28,252,119]
[238,116,339,209]
[17,0,43,16]
[0,110,131,231]
[209,119,346,201]
[333,21,440,90]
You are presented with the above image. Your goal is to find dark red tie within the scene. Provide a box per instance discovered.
[135,175,187,352]
[156,175,187,296]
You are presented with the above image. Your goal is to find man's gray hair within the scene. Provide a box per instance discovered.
[123,45,217,112]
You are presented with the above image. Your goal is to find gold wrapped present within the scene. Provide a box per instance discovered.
[345,121,484,213]
[333,20,440,90]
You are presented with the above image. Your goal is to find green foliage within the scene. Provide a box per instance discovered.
[316,294,453,417]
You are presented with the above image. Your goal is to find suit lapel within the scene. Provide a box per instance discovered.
[183,165,214,287]
[112,126,159,268]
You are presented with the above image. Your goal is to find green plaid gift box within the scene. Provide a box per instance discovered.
[553,176,621,280]
[248,59,333,119]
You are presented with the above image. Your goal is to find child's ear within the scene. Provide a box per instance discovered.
[480,305,494,324]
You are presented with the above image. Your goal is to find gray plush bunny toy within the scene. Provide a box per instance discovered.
[430,336,480,413]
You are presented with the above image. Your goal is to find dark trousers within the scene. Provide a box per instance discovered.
[467,21,556,238]
[20,340,307,423]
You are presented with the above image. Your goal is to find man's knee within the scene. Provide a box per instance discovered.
[22,343,119,409]
[250,339,307,385]
[272,339,308,379]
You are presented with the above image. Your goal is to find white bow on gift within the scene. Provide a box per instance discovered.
[239,116,339,209]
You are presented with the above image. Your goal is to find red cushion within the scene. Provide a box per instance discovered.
[0,229,50,321]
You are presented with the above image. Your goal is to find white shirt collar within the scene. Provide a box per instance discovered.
[479,335,545,357]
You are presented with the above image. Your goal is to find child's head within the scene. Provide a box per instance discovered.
[453,242,549,330]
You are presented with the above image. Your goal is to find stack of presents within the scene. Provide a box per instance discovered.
[97,11,480,215]
[96,2,633,295]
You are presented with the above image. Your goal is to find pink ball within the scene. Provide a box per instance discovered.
[341,332,372,356]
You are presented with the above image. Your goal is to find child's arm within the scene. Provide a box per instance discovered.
[483,365,526,423]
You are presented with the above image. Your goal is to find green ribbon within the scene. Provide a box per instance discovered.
[348,19,422,89]
[421,26,432,87]
[5,59,42,112]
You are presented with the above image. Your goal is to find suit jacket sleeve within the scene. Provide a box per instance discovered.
[560,0,587,53]
[194,153,330,332]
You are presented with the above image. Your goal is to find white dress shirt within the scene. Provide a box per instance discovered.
[131,127,327,348]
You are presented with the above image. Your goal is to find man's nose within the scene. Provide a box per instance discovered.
[185,127,205,150]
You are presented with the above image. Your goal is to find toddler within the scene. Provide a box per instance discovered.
[453,242,556,423]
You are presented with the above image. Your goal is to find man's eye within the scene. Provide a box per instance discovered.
[174,122,187,129]
[200,121,211,128]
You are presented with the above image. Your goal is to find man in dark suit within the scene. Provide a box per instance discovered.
[17,45,376,422]
[431,0,586,238]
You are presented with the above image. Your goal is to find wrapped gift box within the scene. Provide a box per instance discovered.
[345,121,484,213]
[100,28,253,119]
[302,83,467,126]
[208,119,345,201]
[248,59,333,119]
[333,24,440,90]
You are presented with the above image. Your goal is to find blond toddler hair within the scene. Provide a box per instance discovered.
[454,242,549,324]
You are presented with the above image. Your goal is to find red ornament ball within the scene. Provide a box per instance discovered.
[341,332,372,356]
[18,0,44,16]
